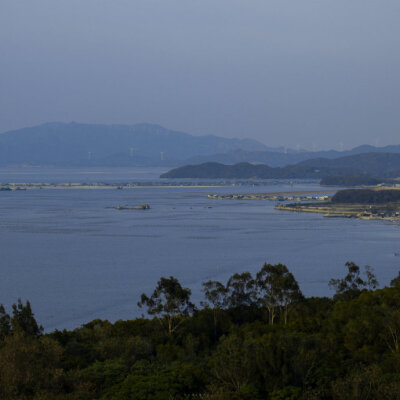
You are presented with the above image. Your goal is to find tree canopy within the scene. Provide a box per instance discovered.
[329,261,378,301]
[1,262,400,399]
[138,276,195,335]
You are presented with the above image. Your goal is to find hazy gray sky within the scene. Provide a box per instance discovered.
[1,0,399,149]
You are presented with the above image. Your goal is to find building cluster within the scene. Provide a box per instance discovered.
[207,193,330,202]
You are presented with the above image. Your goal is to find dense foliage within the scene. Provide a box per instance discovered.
[160,161,340,179]
[320,175,387,187]
[2,263,400,399]
[331,189,400,204]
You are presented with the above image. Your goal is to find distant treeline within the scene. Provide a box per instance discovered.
[331,189,400,204]
[2,262,400,399]
[161,161,351,179]
[320,175,387,186]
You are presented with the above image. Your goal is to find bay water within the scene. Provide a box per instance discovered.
[0,167,399,331]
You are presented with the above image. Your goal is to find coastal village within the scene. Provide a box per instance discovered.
[207,192,330,202]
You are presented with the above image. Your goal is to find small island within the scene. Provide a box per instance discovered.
[115,204,150,210]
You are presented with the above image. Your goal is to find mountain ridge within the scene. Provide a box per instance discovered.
[1,122,400,168]
[183,145,400,167]
[0,122,269,167]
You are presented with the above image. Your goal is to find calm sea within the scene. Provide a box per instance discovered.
[0,167,399,331]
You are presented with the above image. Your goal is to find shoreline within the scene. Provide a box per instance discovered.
[0,183,228,190]
[275,203,400,224]
[207,189,337,202]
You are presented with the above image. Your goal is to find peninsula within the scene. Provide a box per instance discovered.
[276,189,400,223]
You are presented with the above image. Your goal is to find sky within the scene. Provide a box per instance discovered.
[0,0,399,150]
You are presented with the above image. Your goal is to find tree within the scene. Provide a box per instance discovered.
[330,365,400,400]
[329,262,378,301]
[226,272,256,308]
[201,280,228,335]
[107,360,205,400]
[11,299,43,337]
[391,271,400,287]
[0,304,11,340]
[256,263,303,324]
[209,334,258,397]
[138,276,195,336]
[0,333,64,399]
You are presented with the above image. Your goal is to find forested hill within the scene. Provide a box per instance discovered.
[3,262,400,399]
[160,161,332,179]
[161,152,400,179]
[331,189,400,204]
[0,122,267,167]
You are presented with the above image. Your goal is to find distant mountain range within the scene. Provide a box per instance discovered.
[161,153,400,180]
[0,122,269,167]
[1,122,400,169]
[184,145,400,167]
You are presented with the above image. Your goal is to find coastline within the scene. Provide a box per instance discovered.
[275,203,400,224]
[0,183,226,190]
[207,190,337,201]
